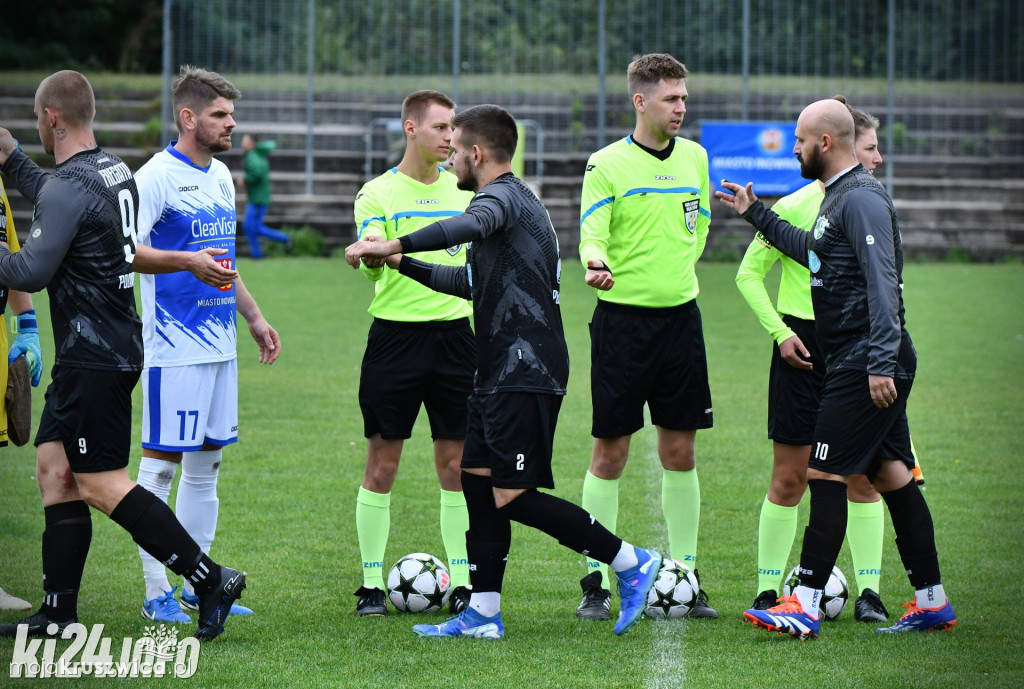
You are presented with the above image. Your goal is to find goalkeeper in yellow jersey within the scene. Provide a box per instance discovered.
[0,176,43,611]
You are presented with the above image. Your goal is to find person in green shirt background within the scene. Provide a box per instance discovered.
[238,133,290,258]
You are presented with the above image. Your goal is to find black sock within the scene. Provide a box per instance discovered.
[499,489,622,565]
[184,554,222,596]
[109,485,204,578]
[882,479,941,588]
[41,500,92,621]
[797,479,848,589]
[461,472,510,593]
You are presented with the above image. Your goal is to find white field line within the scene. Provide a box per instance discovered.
[635,425,689,688]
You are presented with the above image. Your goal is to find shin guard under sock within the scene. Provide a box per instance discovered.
[882,479,941,588]
[460,472,510,593]
[109,485,203,580]
[797,479,848,589]
[41,500,92,621]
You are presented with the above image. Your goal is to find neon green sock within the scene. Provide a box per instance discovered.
[581,470,619,588]
[663,469,700,570]
[356,486,390,589]
[847,499,884,593]
[757,496,799,593]
[440,489,470,589]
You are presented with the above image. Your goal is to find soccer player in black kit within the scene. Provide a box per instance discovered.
[0,70,246,641]
[717,98,956,639]
[345,104,662,638]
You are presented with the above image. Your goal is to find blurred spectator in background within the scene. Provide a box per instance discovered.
[238,134,290,258]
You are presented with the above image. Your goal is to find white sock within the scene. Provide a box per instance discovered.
[793,585,822,619]
[916,583,946,609]
[470,592,501,618]
[176,449,221,597]
[609,541,639,573]
[136,456,179,601]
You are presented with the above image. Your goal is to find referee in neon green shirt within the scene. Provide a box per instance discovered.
[574,53,716,620]
[352,91,475,617]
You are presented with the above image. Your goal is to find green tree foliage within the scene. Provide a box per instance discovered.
[0,0,1020,83]
[0,0,162,72]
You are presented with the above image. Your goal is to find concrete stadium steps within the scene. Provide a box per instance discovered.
[881,155,1024,180]
[3,84,1023,259]
[888,177,1024,203]
[0,96,159,122]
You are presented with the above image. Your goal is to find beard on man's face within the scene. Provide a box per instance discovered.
[798,144,825,180]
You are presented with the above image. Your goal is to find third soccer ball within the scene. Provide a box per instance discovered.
[644,559,699,619]
[783,564,849,620]
[386,553,451,613]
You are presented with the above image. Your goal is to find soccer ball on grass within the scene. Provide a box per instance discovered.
[644,558,699,619]
[387,553,451,613]
[782,564,849,620]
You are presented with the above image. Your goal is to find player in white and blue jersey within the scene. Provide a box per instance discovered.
[131,66,281,624]
[0,70,246,643]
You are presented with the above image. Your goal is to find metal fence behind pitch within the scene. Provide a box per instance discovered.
[164,0,1023,183]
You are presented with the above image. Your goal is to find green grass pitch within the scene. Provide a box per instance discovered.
[1,259,1021,688]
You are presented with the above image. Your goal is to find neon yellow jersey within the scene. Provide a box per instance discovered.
[0,178,21,253]
[354,167,473,321]
[0,179,22,445]
[735,181,821,344]
[578,136,711,307]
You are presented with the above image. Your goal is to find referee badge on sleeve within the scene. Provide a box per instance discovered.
[683,199,699,234]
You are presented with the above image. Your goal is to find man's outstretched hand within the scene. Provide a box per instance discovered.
[715,180,758,216]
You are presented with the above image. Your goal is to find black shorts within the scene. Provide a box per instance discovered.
[767,315,825,445]
[35,366,140,473]
[809,368,915,480]
[590,300,713,438]
[358,318,476,440]
[462,392,561,490]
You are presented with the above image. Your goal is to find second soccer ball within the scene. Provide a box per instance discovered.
[644,558,699,619]
[782,564,849,620]
[386,553,451,613]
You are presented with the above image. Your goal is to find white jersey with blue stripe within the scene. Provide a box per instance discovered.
[135,143,238,367]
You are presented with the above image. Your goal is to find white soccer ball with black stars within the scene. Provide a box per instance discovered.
[644,558,699,619]
[387,553,451,613]
[783,564,849,620]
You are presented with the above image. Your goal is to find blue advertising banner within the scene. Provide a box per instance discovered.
[701,121,804,196]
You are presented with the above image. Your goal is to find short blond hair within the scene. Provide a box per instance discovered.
[401,90,456,125]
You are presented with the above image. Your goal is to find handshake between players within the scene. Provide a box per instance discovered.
[345,235,402,270]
